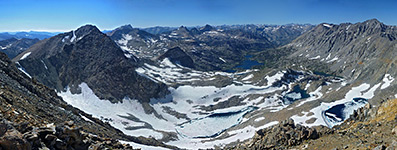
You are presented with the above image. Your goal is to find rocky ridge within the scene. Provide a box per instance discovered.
[13,25,169,103]
[0,52,178,149]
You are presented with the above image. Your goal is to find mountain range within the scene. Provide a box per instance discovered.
[1,19,396,149]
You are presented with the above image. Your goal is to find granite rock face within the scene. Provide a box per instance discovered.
[13,25,169,103]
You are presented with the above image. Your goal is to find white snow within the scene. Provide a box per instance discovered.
[41,60,48,70]
[62,36,70,42]
[20,52,31,60]
[309,55,321,60]
[323,24,332,28]
[265,71,284,86]
[117,34,133,45]
[0,44,12,49]
[327,57,338,63]
[381,74,394,89]
[70,30,76,42]
[291,83,380,127]
[167,121,278,150]
[296,86,323,107]
[15,62,31,78]
[254,117,265,122]
[160,58,177,68]
[242,74,254,81]
[219,57,226,63]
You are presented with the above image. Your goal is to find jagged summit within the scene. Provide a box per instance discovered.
[13,24,169,103]
[200,24,215,32]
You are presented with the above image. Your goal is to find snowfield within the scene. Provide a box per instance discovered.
[57,59,381,149]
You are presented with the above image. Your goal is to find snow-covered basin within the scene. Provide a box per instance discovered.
[291,83,381,127]
[176,106,257,138]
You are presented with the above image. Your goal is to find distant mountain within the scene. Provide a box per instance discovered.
[0,38,39,59]
[0,31,59,40]
[109,24,306,71]
[13,25,169,103]
[141,26,177,35]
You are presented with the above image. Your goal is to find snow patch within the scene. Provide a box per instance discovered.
[381,74,394,89]
[70,30,76,42]
[20,52,31,60]
[323,24,332,28]
[242,74,254,81]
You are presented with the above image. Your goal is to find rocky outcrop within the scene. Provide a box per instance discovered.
[0,51,177,149]
[229,98,396,150]
[158,47,195,68]
[0,120,136,150]
[230,119,327,150]
[12,25,169,103]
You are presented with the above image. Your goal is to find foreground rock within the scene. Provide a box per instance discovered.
[229,119,328,149]
[0,120,136,150]
[229,98,396,150]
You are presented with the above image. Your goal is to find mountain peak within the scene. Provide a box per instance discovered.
[76,24,101,33]
[200,24,214,32]
[118,24,134,30]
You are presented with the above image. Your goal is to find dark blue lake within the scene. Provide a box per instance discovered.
[226,55,263,73]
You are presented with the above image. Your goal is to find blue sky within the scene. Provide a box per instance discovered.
[0,0,396,32]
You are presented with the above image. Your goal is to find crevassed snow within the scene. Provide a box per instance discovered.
[20,52,31,60]
[291,83,380,127]
[381,74,394,89]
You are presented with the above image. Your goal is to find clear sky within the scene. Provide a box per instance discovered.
[0,0,396,32]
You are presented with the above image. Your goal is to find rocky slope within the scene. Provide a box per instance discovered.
[0,38,39,59]
[12,25,169,103]
[286,19,397,104]
[231,98,396,150]
[0,52,178,149]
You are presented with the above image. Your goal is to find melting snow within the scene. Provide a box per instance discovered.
[70,30,76,42]
[323,24,332,28]
[20,52,31,60]
[291,83,381,127]
[219,57,226,63]
[309,55,321,60]
[254,117,265,122]
[242,74,254,81]
[381,74,394,89]
[117,34,133,45]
